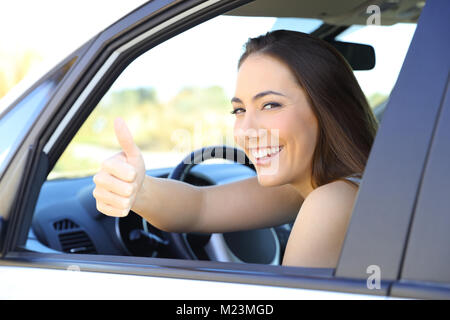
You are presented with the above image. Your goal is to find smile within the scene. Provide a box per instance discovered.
[249,146,284,165]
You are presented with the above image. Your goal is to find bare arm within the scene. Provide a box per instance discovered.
[133,175,302,233]
[196,176,302,233]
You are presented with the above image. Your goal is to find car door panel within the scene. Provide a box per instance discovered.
[2,251,395,299]
[0,264,390,300]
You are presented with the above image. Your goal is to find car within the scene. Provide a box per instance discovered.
[0,0,449,300]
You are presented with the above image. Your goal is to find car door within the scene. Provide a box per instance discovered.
[0,0,448,300]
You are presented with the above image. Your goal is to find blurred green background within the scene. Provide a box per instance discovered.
[49,85,238,179]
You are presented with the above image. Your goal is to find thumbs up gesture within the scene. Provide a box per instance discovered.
[93,118,146,217]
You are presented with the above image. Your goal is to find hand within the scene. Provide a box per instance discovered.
[93,117,146,217]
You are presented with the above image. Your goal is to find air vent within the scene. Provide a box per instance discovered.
[58,231,97,254]
[53,219,79,231]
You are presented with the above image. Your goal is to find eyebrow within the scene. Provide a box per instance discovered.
[231,90,286,104]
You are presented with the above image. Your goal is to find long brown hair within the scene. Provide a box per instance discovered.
[238,30,378,188]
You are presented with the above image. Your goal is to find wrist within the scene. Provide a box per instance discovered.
[131,175,148,213]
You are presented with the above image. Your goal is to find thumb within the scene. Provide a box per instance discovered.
[114,117,141,160]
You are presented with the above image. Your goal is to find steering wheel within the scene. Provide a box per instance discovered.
[158,145,281,265]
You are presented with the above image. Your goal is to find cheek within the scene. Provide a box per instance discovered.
[233,119,248,151]
[300,117,318,148]
[233,119,245,148]
[286,109,319,160]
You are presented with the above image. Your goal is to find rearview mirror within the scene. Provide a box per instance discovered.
[328,41,375,70]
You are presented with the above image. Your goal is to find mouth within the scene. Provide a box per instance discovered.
[248,146,284,166]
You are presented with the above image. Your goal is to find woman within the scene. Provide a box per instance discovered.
[92,30,378,268]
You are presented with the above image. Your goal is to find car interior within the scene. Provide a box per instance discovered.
[25,0,423,267]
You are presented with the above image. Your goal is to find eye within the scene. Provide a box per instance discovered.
[262,102,281,110]
[231,107,245,115]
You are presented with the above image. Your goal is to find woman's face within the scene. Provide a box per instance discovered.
[233,54,319,191]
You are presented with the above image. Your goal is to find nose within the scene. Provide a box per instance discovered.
[234,113,268,149]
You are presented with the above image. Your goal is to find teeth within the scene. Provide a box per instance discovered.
[251,146,282,159]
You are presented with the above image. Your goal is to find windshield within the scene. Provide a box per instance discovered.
[0,58,76,177]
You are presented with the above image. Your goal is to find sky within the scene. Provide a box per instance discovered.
[0,0,417,103]
[0,0,147,65]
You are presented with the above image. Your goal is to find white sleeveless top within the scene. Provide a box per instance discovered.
[344,173,362,186]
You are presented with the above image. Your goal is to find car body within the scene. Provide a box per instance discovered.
[0,0,449,299]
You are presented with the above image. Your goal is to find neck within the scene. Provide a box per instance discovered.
[290,175,315,199]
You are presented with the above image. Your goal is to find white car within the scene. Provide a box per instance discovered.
[0,0,449,300]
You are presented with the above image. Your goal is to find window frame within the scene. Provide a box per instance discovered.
[0,0,447,298]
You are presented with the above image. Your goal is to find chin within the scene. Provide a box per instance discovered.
[256,170,286,187]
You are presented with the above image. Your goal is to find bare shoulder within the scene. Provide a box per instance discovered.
[305,179,359,212]
[282,180,359,268]
[298,179,359,237]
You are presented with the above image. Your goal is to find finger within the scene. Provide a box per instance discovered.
[95,201,129,218]
[101,156,137,182]
[93,187,132,210]
[114,117,141,160]
[93,172,136,197]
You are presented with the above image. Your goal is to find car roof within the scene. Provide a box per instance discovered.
[226,0,424,25]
